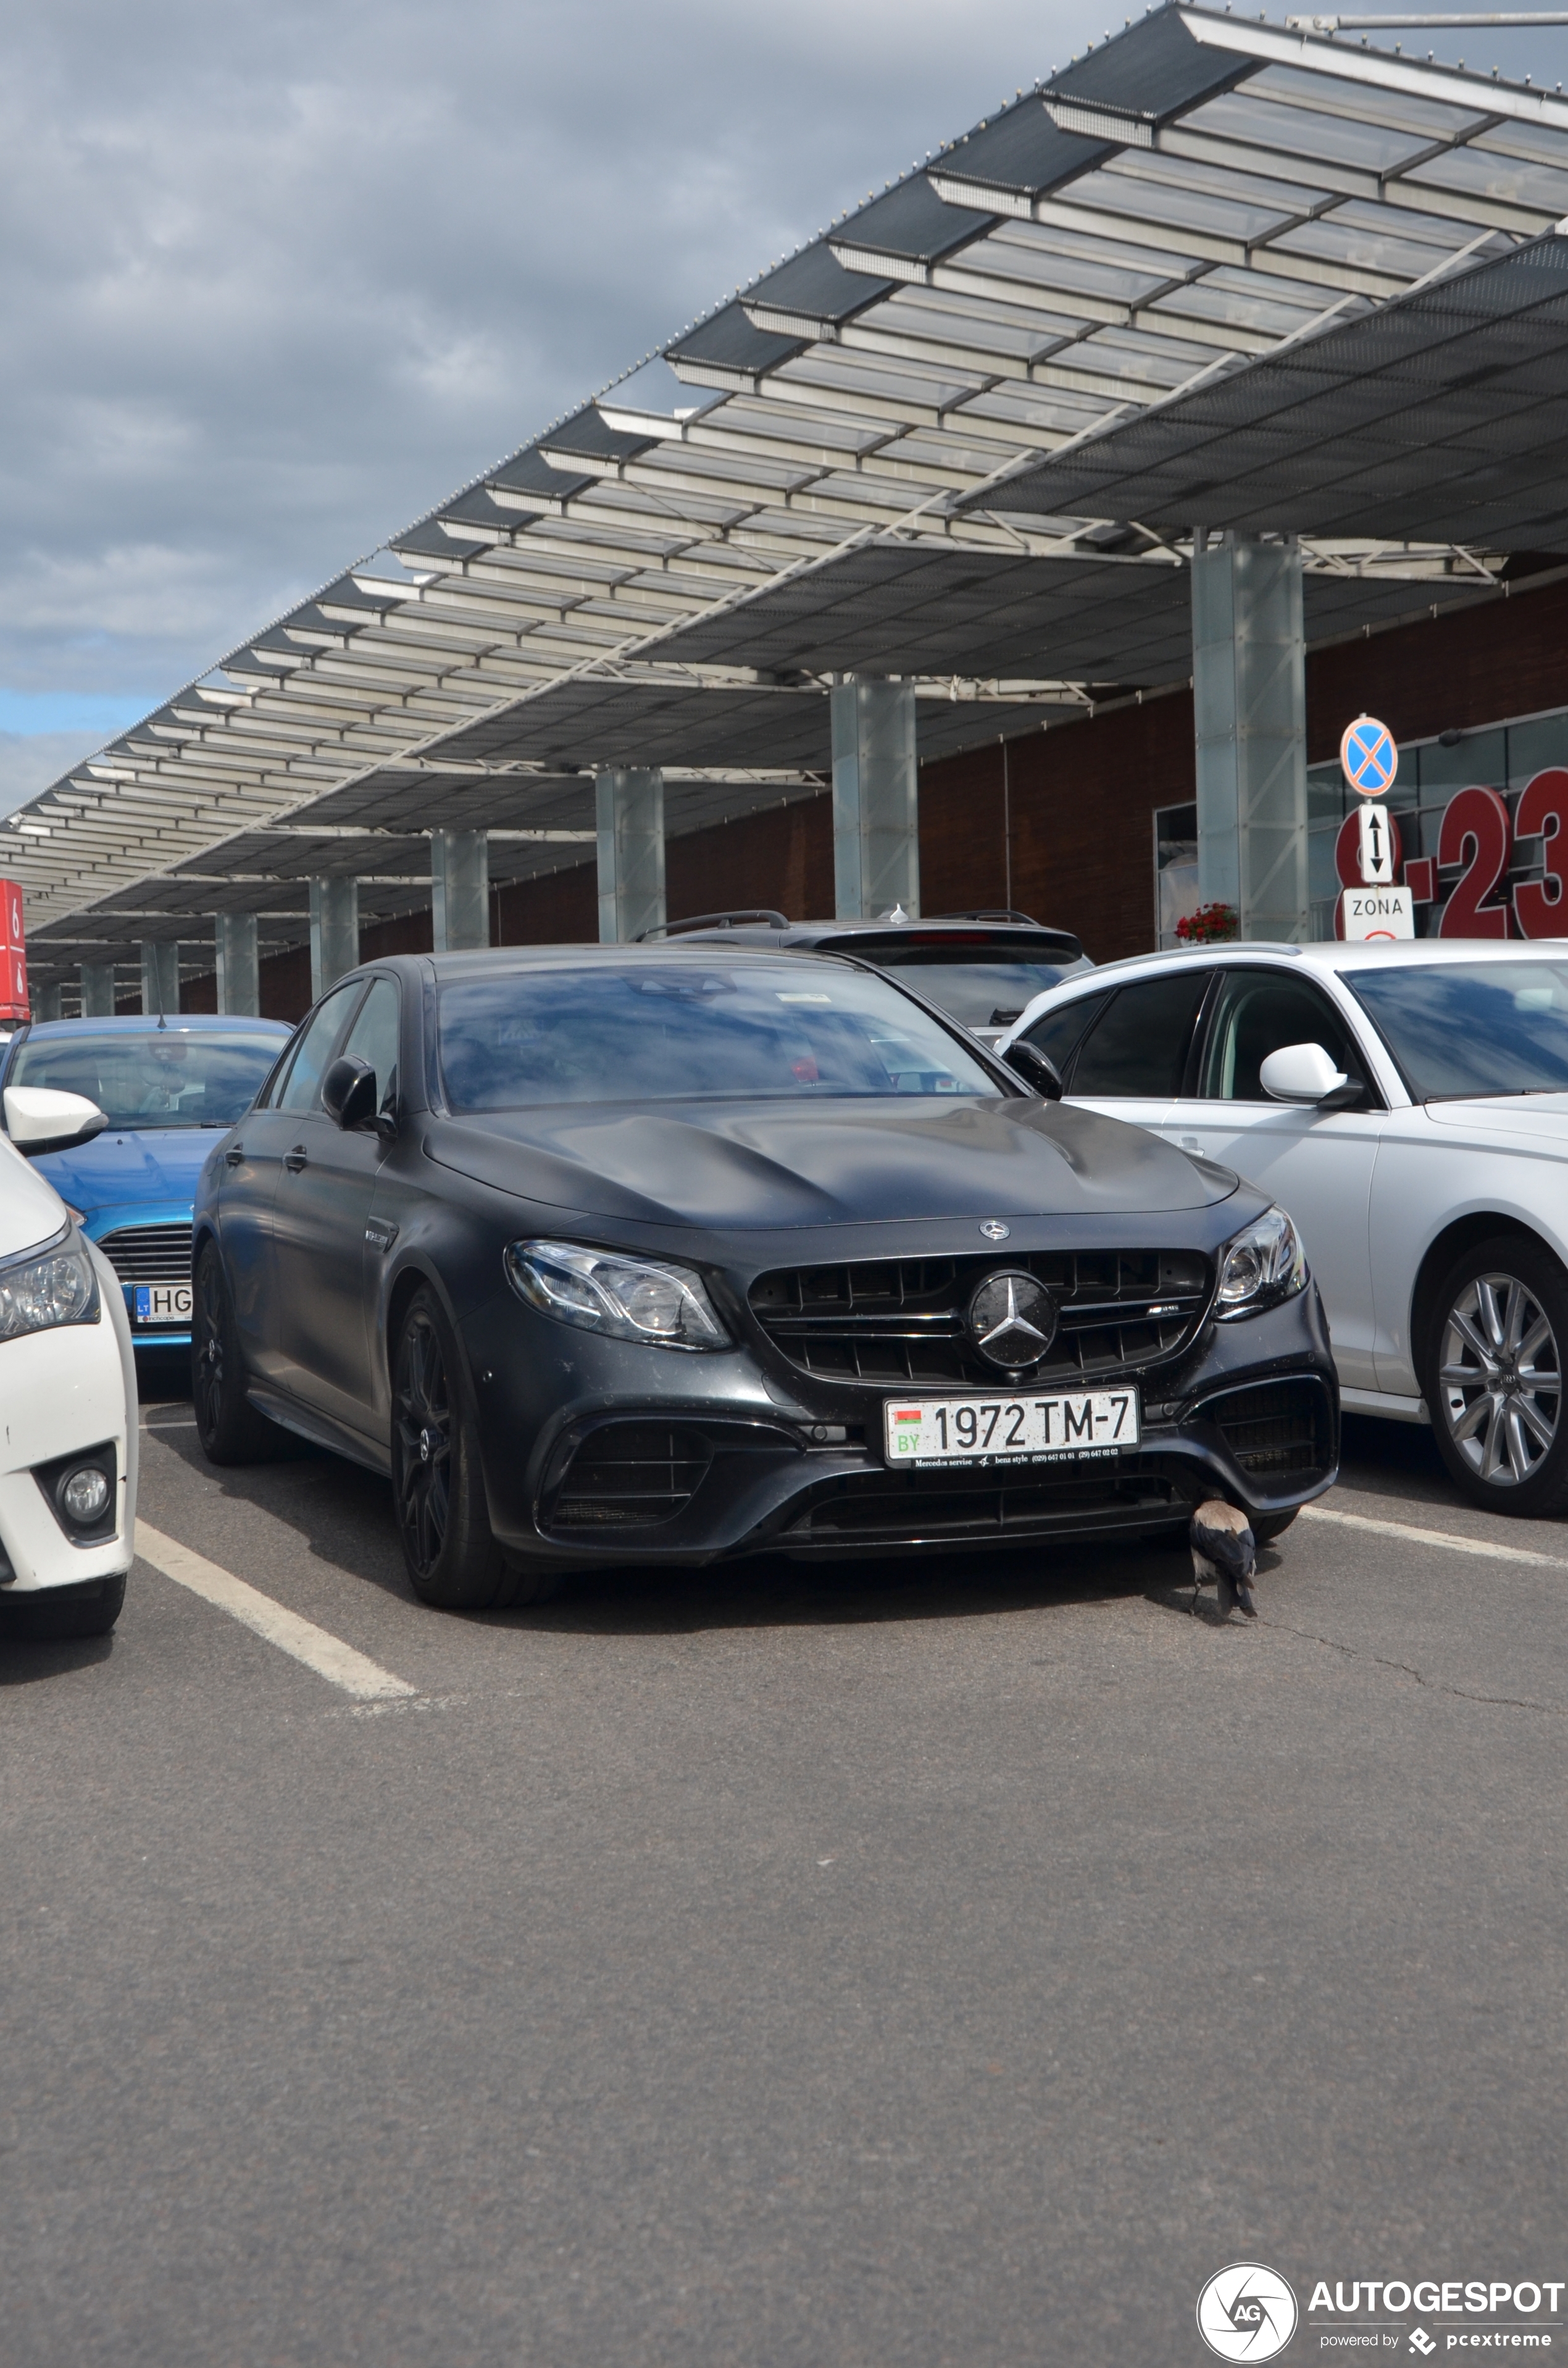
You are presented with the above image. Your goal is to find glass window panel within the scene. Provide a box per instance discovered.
[1416,729,1506,796]
[1346,960,1568,1098]
[1182,85,1458,170]
[338,977,400,1115]
[1506,714,1568,787]
[276,982,364,1113]
[10,1029,286,1132]
[1070,971,1211,1097]
[437,966,998,1110]
[1406,148,1568,214]
[1056,168,1303,246]
[1024,991,1111,1074]
[1198,969,1367,1100]
[1241,67,1484,142]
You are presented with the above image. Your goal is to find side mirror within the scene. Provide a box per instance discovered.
[1001,1040,1064,1100]
[321,1055,378,1132]
[1259,1042,1351,1105]
[3,1086,109,1156]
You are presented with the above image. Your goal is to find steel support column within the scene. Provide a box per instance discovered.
[432,829,490,952]
[831,679,919,921]
[80,962,116,1018]
[215,912,260,1016]
[596,770,665,943]
[309,878,359,999]
[31,983,61,1022]
[1191,532,1309,943]
[141,940,180,1018]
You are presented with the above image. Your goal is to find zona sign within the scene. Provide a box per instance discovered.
[1341,713,1397,798]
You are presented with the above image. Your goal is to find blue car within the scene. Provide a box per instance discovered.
[0,1014,293,1349]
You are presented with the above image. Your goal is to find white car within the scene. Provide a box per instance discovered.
[999,939,1568,1517]
[0,1094,137,1636]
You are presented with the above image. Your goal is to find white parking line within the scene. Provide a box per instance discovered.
[1302,1501,1568,1572]
[135,1522,417,1701]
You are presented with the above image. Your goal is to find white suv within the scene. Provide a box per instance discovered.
[1001,939,1568,1517]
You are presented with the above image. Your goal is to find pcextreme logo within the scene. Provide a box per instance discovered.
[1198,2264,1300,2361]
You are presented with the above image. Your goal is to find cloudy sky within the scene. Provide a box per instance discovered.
[2,0,1561,812]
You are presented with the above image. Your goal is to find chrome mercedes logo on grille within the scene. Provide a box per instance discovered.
[967,1270,1057,1371]
[979,1220,1011,1241]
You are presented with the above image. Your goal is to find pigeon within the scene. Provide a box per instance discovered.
[1189,1499,1257,1620]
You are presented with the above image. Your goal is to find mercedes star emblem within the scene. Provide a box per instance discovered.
[967,1270,1057,1370]
[979,1220,1011,1241]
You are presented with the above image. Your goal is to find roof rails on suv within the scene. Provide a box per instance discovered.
[635,910,788,942]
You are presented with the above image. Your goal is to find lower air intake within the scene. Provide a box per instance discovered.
[1199,1379,1334,1478]
[548,1423,712,1531]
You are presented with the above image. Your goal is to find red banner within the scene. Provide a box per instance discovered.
[0,879,27,1021]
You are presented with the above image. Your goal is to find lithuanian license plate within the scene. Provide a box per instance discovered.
[133,1284,193,1325]
[883,1389,1140,1467]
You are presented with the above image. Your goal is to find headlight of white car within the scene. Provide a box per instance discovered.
[1214,1206,1307,1321]
[0,1229,101,1344]
[505,1239,731,1350]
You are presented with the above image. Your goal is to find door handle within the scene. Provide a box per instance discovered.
[224,1144,244,1168]
[283,1146,308,1173]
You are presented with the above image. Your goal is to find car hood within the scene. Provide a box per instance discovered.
[0,1134,70,1259]
[425,1095,1236,1230]
[1422,1095,1568,1147]
[29,1126,217,1223]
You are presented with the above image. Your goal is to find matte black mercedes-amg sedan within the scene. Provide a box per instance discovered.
[191,947,1338,1611]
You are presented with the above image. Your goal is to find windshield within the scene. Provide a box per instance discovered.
[860,945,1088,1028]
[1346,962,1568,1100]
[9,1029,284,1130]
[438,965,999,1110]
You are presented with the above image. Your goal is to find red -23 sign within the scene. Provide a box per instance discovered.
[1335,768,1568,938]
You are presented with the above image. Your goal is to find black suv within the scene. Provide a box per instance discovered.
[648,911,1092,1046]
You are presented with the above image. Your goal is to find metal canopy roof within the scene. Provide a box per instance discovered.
[644,538,1497,681]
[17,7,1568,987]
[962,231,1568,538]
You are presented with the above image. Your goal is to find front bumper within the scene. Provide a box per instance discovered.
[0,1247,137,1594]
[461,1281,1337,1569]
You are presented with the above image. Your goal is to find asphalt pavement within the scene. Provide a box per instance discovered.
[5,1358,1567,2368]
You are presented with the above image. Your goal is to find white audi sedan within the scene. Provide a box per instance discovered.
[0,1109,137,1636]
[1000,939,1568,1517]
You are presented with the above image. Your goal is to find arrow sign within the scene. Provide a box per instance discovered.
[1358,801,1395,884]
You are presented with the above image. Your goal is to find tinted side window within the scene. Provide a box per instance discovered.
[1070,972,1211,1098]
[1198,971,1367,1102]
[339,977,400,1115]
[275,982,363,1114]
[1023,992,1110,1080]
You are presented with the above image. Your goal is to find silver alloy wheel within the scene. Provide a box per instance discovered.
[1437,1270,1562,1487]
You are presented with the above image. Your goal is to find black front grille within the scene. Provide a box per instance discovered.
[1200,1379,1332,1478]
[99,1223,193,1286]
[548,1423,712,1531]
[791,1465,1180,1542]
[750,1249,1211,1388]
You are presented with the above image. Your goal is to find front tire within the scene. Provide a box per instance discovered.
[1422,1236,1568,1516]
[193,1244,287,1465]
[391,1289,544,1610]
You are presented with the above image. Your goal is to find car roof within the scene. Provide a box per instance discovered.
[20,1013,293,1035]
[664,917,1082,950]
[1036,939,1568,993]
[365,944,891,982]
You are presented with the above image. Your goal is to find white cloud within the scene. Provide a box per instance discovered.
[0,731,107,816]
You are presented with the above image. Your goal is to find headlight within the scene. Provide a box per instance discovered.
[505,1239,731,1351]
[1214,1206,1307,1320]
[0,1231,100,1344]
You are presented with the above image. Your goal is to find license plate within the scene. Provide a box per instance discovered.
[884,1389,1140,1467]
[133,1284,193,1325]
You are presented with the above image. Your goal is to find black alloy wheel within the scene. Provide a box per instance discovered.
[1423,1236,1568,1517]
[193,1243,286,1465]
[391,1288,555,1611]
